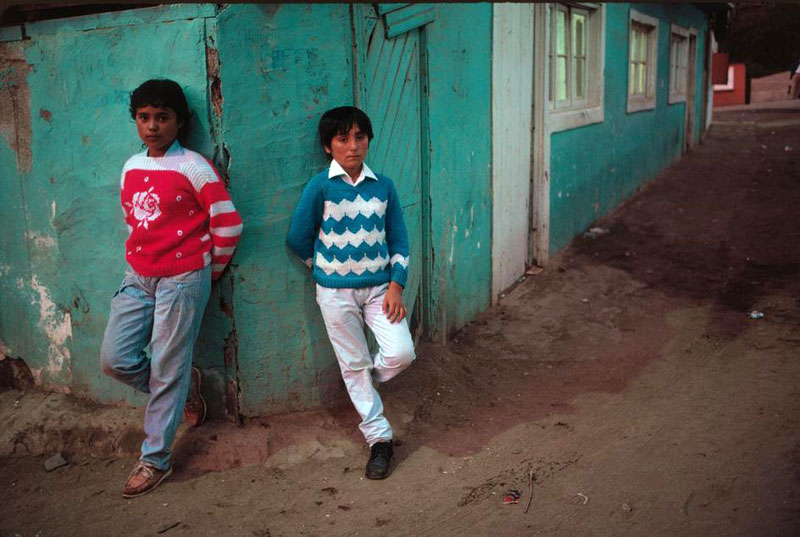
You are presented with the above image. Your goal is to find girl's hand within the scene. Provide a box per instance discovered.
[383,281,406,324]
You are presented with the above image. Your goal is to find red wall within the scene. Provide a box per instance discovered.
[713,63,747,107]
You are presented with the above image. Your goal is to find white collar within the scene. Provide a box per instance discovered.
[144,139,185,158]
[328,159,377,186]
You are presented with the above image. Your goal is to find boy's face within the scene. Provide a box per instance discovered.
[135,105,183,157]
[325,124,369,177]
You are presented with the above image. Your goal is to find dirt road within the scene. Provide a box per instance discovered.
[3,102,800,536]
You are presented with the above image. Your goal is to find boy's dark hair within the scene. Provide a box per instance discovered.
[318,106,374,155]
[129,79,191,130]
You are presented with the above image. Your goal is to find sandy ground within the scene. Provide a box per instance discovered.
[2,102,800,536]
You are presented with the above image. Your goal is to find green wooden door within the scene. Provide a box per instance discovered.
[352,4,428,335]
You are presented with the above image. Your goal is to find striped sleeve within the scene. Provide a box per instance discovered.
[190,158,243,280]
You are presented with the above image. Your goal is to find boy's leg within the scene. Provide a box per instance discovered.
[100,271,156,393]
[316,285,392,445]
[139,266,211,471]
[362,284,416,384]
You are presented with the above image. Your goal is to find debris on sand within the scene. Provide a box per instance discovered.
[44,453,68,472]
[749,311,765,319]
[503,489,521,504]
[583,227,610,239]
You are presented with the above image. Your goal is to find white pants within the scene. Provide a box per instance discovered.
[316,283,416,445]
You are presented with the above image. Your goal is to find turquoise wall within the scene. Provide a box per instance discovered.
[426,4,493,340]
[0,3,495,415]
[216,4,355,415]
[1,2,707,413]
[549,3,708,252]
[0,6,224,408]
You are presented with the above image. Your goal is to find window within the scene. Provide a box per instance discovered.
[549,3,605,132]
[627,9,659,113]
[669,25,690,103]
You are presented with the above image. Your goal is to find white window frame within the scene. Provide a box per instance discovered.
[668,24,690,104]
[713,66,735,91]
[549,2,605,133]
[627,9,659,114]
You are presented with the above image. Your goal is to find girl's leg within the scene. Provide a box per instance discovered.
[316,285,392,445]
[100,271,156,393]
[362,284,416,384]
[140,266,211,470]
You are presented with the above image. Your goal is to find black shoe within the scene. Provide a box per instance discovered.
[365,440,393,480]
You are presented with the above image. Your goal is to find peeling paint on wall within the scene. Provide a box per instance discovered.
[0,44,32,173]
[29,275,73,384]
[24,230,57,250]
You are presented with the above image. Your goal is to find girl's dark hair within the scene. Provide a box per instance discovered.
[318,106,374,156]
[129,79,191,133]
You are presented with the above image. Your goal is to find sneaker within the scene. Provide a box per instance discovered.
[365,440,393,480]
[121,461,173,498]
[184,365,207,427]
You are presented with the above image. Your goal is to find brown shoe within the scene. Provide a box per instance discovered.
[121,461,172,498]
[184,365,207,427]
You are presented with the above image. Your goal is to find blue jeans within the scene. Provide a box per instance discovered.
[100,265,211,470]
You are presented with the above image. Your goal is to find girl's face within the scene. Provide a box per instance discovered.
[135,105,183,157]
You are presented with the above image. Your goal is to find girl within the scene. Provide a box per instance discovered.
[100,79,242,498]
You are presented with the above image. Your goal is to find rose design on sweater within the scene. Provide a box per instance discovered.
[125,186,161,230]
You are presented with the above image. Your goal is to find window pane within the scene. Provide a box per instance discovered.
[629,61,635,95]
[639,31,647,62]
[557,9,567,55]
[556,57,568,101]
[671,38,677,69]
[639,63,646,95]
[573,13,586,56]
[575,58,585,99]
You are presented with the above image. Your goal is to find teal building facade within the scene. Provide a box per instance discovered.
[0,3,712,418]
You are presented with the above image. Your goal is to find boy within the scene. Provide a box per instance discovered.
[100,79,242,497]
[287,106,416,479]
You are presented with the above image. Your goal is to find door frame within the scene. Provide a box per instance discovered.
[530,3,551,266]
[349,5,432,341]
[685,28,699,152]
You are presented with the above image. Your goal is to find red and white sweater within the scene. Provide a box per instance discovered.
[119,141,242,280]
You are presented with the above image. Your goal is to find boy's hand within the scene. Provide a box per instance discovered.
[383,281,406,323]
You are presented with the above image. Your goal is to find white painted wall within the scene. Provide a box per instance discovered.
[491,3,534,302]
[706,30,716,131]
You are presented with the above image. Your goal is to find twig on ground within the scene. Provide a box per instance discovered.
[157,522,181,534]
[524,469,535,514]
[577,493,589,505]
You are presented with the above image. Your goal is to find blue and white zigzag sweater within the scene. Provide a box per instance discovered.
[287,168,410,289]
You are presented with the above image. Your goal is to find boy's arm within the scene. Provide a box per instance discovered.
[191,159,243,280]
[287,177,323,268]
[384,179,410,288]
